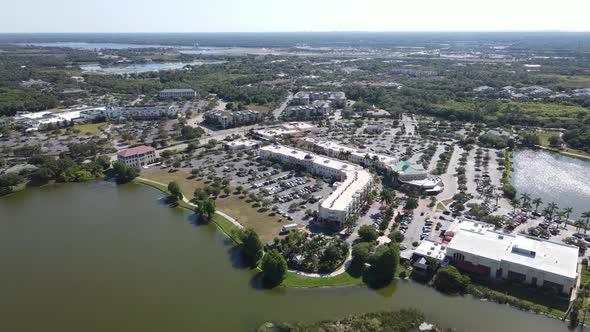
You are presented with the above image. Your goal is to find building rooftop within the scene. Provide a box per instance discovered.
[391,160,425,174]
[118,145,156,158]
[447,228,578,279]
[305,138,397,166]
[160,88,195,93]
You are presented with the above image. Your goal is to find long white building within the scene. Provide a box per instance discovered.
[259,144,373,228]
[304,138,397,170]
[81,105,176,120]
[391,160,443,193]
[159,88,196,99]
[440,223,578,295]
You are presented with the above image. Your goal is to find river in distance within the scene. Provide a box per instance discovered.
[0,181,570,332]
[512,149,590,219]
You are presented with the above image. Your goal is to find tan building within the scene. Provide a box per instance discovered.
[117,146,157,167]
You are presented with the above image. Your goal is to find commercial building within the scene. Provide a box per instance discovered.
[291,91,346,108]
[304,138,397,170]
[252,122,319,140]
[364,123,385,134]
[446,227,578,295]
[286,102,331,120]
[259,144,373,228]
[159,88,196,99]
[223,139,259,150]
[81,105,176,120]
[14,106,102,131]
[391,160,443,193]
[203,110,263,129]
[117,145,157,167]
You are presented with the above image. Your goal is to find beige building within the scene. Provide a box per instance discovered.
[117,146,157,167]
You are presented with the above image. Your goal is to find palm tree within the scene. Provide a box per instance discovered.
[546,202,558,219]
[520,192,531,209]
[583,211,590,235]
[575,219,586,234]
[512,198,520,213]
[532,198,543,214]
[563,207,573,222]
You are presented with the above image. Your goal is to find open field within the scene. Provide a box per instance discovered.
[282,270,362,288]
[539,74,590,89]
[141,169,286,242]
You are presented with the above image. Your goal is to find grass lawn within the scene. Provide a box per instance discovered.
[248,104,272,114]
[73,122,105,136]
[141,169,285,242]
[282,270,362,288]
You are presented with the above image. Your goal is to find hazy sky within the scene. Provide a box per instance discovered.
[2,0,589,33]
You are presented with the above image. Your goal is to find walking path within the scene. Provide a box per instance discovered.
[138,176,356,278]
[136,177,243,229]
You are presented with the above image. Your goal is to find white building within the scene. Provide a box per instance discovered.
[446,228,578,295]
[223,139,259,150]
[305,138,397,170]
[391,161,443,193]
[292,91,346,108]
[286,102,331,120]
[159,88,196,99]
[252,122,319,140]
[259,144,373,227]
[81,105,176,120]
[117,146,157,167]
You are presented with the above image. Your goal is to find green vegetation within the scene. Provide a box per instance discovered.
[0,173,25,195]
[237,227,264,267]
[358,225,379,242]
[167,181,183,203]
[282,270,362,288]
[256,309,426,332]
[112,161,140,184]
[434,266,470,294]
[260,249,288,287]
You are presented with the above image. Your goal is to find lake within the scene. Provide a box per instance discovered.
[80,61,225,75]
[513,149,590,219]
[0,182,570,332]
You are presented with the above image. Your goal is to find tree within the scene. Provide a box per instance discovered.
[380,189,394,206]
[358,225,379,243]
[546,202,559,219]
[167,181,183,203]
[532,198,543,214]
[434,266,470,294]
[239,228,263,266]
[369,245,399,288]
[0,173,25,195]
[519,192,531,209]
[583,211,590,235]
[391,231,405,243]
[352,242,375,268]
[201,199,216,220]
[563,207,574,221]
[112,161,139,184]
[260,249,287,287]
[404,197,418,211]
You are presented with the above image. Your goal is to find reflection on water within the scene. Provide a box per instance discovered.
[512,149,590,219]
[80,61,225,74]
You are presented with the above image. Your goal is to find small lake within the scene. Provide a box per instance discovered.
[513,149,590,219]
[80,61,225,75]
[0,182,571,332]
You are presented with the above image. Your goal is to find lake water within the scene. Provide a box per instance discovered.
[18,42,184,49]
[80,61,225,75]
[512,149,590,219]
[0,182,570,332]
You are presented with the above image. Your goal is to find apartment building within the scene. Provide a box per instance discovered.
[203,110,262,129]
[304,138,397,170]
[81,105,177,120]
[291,91,346,108]
[117,145,157,167]
[159,88,196,99]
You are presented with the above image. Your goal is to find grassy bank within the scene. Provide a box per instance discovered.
[282,271,362,288]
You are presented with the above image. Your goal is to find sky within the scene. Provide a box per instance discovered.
[1,0,589,33]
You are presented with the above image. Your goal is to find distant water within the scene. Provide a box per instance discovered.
[512,149,590,219]
[17,42,183,49]
[80,60,225,75]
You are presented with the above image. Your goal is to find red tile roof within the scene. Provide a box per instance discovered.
[117,145,156,157]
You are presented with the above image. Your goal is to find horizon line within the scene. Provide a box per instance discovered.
[2,30,590,34]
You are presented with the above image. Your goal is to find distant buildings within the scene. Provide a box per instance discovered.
[260,144,373,228]
[473,86,496,94]
[117,145,157,167]
[291,91,346,108]
[286,103,331,120]
[391,160,443,193]
[159,88,196,99]
[252,122,319,140]
[391,68,437,78]
[364,123,385,134]
[304,138,397,170]
[573,88,590,99]
[81,105,176,120]
[14,106,98,131]
[203,110,263,129]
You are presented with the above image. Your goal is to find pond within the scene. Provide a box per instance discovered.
[0,182,570,332]
[512,149,590,219]
[80,61,225,75]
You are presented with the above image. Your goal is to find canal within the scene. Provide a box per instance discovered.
[513,149,590,219]
[0,182,570,332]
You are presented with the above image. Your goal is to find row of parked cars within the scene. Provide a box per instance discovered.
[397,215,414,235]
[420,218,434,240]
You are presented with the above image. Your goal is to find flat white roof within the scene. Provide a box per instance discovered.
[260,144,372,213]
[447,228,578,279]
[304,138,397,166]
[414,239,447,261]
